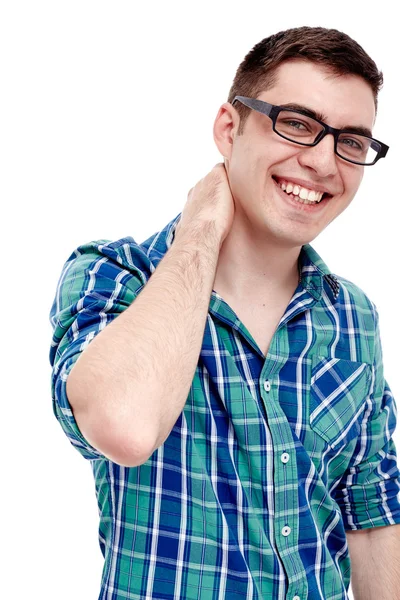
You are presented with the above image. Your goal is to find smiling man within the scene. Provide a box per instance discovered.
[49,26,400,600]
[212,58,380,360]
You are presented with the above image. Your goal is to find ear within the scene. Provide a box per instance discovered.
[213,102,240,165]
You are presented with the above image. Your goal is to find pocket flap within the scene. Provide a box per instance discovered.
[310,356,372,449]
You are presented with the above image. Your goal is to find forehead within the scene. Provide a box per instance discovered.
[258,60,376,130]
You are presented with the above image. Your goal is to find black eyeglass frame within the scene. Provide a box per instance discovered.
[232,96,389,166]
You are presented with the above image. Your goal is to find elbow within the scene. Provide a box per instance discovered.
[72,403,156,468]
[66,369,156,467]
[103,441,154,468]
[107,428,156,467]
[100,411,158,467]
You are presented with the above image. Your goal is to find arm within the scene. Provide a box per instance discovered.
[330,303,400,531]
[347,524,400,600]
[66,220,221,467]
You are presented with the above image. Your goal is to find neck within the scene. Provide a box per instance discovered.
[213,217,302,303]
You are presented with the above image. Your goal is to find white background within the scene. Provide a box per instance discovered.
[2,1,398,598]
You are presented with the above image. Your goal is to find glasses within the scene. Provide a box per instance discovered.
[232,96,389,166]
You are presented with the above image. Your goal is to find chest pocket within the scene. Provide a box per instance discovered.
[309,355,372,449]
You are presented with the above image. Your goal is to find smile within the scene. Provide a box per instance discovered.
[273,176,333,204]
[272,176,332,211]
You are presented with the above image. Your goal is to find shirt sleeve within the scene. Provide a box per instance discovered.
[48,238,147,461]
[331,304,400,530]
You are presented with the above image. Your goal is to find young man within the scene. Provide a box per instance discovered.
[49,26,400,600]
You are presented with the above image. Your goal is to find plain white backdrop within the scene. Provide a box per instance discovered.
[2,1,399,598]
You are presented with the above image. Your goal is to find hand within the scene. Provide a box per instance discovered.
[175,163,235,248]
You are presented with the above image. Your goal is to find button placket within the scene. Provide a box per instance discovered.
[260,361,306,599]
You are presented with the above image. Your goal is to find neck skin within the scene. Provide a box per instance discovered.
[213,207,302,308]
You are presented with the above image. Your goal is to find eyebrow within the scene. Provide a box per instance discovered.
[279,103,373,138]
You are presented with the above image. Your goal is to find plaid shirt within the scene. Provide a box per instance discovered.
[49,212,400,600]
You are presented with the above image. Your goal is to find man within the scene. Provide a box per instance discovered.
[49,26,400,600]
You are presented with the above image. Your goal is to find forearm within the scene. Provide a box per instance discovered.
[66,221,221,466]
[348,524,400,600]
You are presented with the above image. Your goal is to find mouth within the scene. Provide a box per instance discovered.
[272,175,333,211]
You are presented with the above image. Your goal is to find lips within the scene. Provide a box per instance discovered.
[272,176,331,211]
[272,175,334,201]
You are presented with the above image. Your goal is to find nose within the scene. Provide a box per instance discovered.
[297,132,339,177]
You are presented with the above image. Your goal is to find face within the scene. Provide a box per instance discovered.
[214,60,376,247]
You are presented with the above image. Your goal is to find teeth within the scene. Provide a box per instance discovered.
[276,179,325,203]
[308,190,317,201]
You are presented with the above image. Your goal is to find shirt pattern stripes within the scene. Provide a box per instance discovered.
[48,212,400,600]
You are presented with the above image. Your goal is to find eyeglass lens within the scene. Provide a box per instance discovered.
[276,111,379,165]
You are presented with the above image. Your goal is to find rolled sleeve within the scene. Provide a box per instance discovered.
[48,239,147,461]
[52,355,108,461]
[332,306,400,530]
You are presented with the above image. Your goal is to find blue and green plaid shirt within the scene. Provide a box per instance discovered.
[49,212,400,600]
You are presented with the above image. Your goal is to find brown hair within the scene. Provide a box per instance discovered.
[227,26,383,135]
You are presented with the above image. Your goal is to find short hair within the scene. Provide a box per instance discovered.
[227,26,383,135]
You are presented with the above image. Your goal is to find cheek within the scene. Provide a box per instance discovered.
[343,175,363,208]
[343,165,364,192]
[333,167,363,209]
[331,178,361,219]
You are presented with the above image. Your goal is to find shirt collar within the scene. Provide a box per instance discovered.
[299,244,340,302]
[154,212,340,303]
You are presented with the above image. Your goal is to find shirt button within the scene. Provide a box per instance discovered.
[281,452,290,463]
[282,525,291,536]
[293,596,301,600]
[264,380,271,392]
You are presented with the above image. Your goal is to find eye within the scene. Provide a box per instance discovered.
[339,137,363,150]
[282,119,309,131]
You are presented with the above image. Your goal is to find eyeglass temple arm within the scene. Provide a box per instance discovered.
[233,96,274,117]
